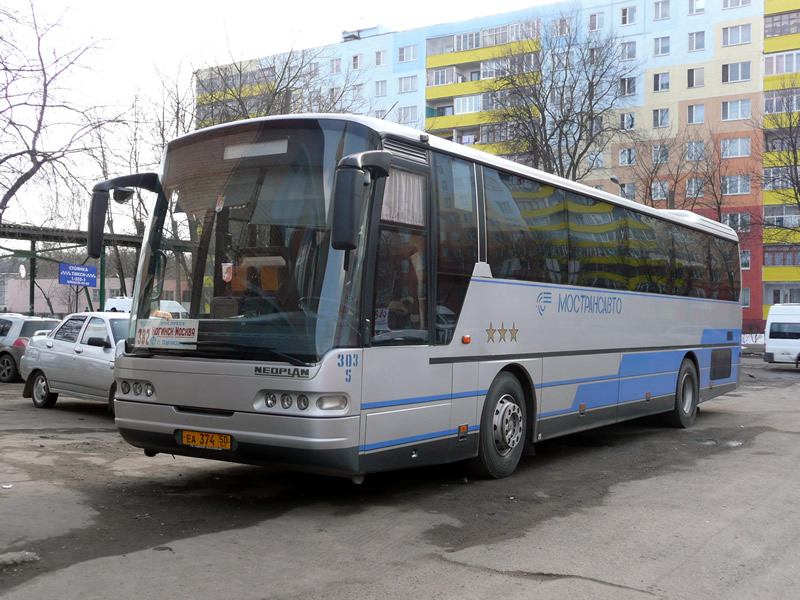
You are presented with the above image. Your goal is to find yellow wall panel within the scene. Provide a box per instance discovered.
[766,0,800,15]
[426,80,487,100]
[763,266,800,281]
[426,40,539,69]
[763,229,800,244]
[426,111,502,131]
[765,33,800,54]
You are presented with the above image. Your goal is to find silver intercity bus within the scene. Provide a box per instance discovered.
[87,114,742,481]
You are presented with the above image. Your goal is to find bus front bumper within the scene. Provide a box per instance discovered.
[114,399,361,477]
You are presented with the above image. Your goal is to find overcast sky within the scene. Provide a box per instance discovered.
[44,0,546,105]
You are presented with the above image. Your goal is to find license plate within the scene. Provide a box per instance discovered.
[181,430,232,450]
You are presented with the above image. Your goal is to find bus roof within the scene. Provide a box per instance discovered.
[172,113,740,243]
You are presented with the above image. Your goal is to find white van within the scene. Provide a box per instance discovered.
[764,304,800,366]
[104,297,189,319]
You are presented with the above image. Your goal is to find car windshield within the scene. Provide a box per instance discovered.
[128,118,379,364]
[110,319,129,343]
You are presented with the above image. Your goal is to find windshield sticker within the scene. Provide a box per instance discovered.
[136,319,199,348]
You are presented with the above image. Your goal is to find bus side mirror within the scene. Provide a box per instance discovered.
[88,190,109,259]
[331,168,368,251]
[331,150,392,251]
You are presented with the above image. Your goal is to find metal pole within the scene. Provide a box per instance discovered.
[28,240,36,316]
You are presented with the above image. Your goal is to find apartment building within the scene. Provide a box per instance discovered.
[197,0,793,332]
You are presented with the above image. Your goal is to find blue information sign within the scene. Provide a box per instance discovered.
[59,263,98,287]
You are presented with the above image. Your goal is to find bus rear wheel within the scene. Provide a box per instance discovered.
[662,359,698,428]
[473,372,526,478]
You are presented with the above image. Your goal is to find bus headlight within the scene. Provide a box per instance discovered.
[297,395,309,410]
[132,382,143,396]
[317,395,348,411]
[281,394,293,409]
[265,393,277,408]
[120,381,131,394]
[144,383,155,397]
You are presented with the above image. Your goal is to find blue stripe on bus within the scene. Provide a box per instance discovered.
[360,425,480,452]
[361,389,487,410]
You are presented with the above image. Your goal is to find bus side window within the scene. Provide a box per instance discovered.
[433,153,477,344]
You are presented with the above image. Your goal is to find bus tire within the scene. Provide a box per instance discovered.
[662,359,698,428]
[473,372,526,478]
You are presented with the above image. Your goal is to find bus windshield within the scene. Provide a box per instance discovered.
[129,118,380,364]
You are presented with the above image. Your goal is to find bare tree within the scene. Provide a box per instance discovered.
[194,47,370,127]
[752,74,800,242]
[483,10,640,180]
[0,1,120,224]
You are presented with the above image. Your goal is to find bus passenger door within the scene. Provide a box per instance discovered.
[360,167,455,470]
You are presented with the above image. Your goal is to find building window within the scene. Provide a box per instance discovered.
[456,31,481,51]
[375,109,387,119]
[652,181,669,201]
[620,77,636,96]
[722,99,750,120]
[689,0,705,15]
[721,137,751,158]
[653,108,669,128]
[652,144,669,164]
[687,104,705,124]
[688,31,705,51]
[375,80,387,97]
[722,211,751,231]
[621,41,636,60]
[398,75,417,93]
[654,36,670,56]
[722,61,750,83]
[589,12,604,31]
[687,67,704,88]
[723,24,751,46]
[621,6,636,25]
[722,175,751,195]
[619,147,636,166]
[741,251,751,270]
[455,95,481,114]
[330,58,341,74]
[741,287,750,307]
[398,45,417,63]
[620,112,636,130]
[724,0,750,6]
[375,50,386,67]
[687,141,705,161]
[329,87,341,101]
[352,55,362,70]
[620,182,636,200]
[764,205,800,228]
[588,151,604,169]
[687,177,704,197]
[653,72,670,92]
[552,18,572,36]
[765,11,800,38]
[765,89,800,114]
[654,0,670,20]
[765,50,800,76]
[397,106,418,124]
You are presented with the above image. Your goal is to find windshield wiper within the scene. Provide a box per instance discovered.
[176,341,313,367]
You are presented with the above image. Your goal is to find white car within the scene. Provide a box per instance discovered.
[21,312,130,413]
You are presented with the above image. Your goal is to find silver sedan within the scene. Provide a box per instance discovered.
[21,312,130,414]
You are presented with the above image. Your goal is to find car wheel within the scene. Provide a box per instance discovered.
[0,354,19,383]
[107,383,116,417]
[472,372,527,478]
[31,371,58,408]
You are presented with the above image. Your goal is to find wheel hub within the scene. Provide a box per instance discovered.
[492,394,523,455]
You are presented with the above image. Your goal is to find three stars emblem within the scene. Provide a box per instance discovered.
[486,322,519,343]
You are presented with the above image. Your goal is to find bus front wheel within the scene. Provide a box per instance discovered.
[473,372,526,478]
[662,359,699,428]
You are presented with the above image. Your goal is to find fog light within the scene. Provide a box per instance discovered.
[265,393,277,408]
[317,395,348,410]
[121,381,130,394]
[132,382,143,395]
[281,394,293,409]
[297,395,309,410]
[144,383,155,397]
